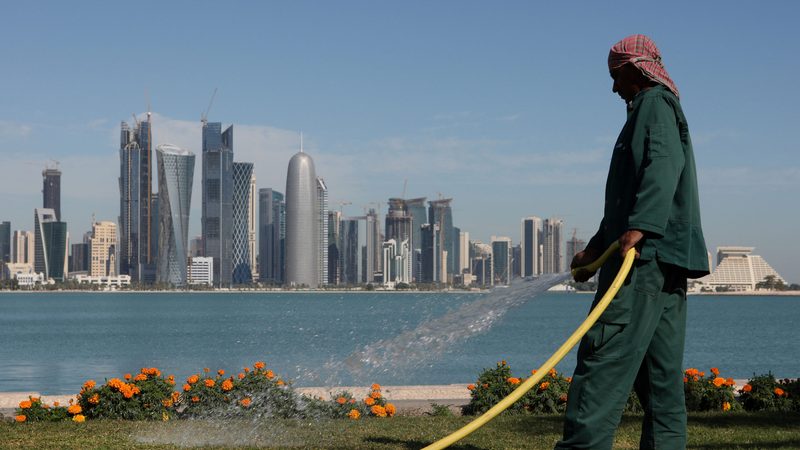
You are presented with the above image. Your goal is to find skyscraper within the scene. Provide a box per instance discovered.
[232,162,254,285]
[201,122,234,287]
[42,168,61,221]
[340,218,359,285]
[459,230,470,276]
[565,232,586,270]
[12,230,34,265]
[428,198,454,281]
[258,188,285,285]
[89,221,117,277]
[285,149,318,288]
[316,177,329,286]
[34,208,67,281]
[119,114,154,281]
[156,144,195,287]
[248,171,258,281]
[491,236,512,286]
[0,221,10,263]
[521,216,542,277]
[364,208,381,283]
[385,198,413,250]
[541,217,564,273]
[405,197,427,280]
[327,210,342,285]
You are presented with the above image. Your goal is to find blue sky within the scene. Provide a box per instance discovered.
[1,1,798,282]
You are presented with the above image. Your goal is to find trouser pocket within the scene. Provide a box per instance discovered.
[585,322,626,359]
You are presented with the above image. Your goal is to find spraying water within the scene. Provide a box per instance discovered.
[337,273,572,381]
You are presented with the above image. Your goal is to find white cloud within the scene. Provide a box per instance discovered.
[0,120,33,138]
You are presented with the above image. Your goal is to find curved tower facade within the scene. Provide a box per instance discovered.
[156,144,195,286]
[285,151,318,288]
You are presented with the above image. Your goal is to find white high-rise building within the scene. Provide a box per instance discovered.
[12,230,34,265]
[89,221,117,277]
[248,171,258,281]
[541,217,563,274]
[285,144,319,288]
[316,177,329,286]
[459,230,469,275]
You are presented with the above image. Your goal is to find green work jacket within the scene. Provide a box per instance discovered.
[588,85,710,279]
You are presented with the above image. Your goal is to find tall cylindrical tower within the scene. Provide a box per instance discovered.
[285,151,318,287]
[156,144,195,286]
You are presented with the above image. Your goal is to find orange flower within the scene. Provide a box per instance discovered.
[108,378,125,390]
[467,384,476,391]
[507,377,521,385]
[713,377,725,387]
[183,384,192,392]
[500,360,507,366]
[348,409,361,420]
[685,368,699,377]
[238,373,245,380]
[699,371,705,377]
[349,399,356,404]
[135,373,148,382]
[204,379,215,388]
[774,388,786,397]
[67,404,82,415]
[385,403,396,417]
[15,415,26,423]
[191,396,200,403]
[482,383,489,388]
[72,414,86,423]
[221,379,234,392]
[365,397,376,406]
[124,374,132,381]
[710,367,720,376]
[162,399,173,408]
[566,377,572,383]
[549,368,558,378]
[371,383,381,390]
[725,378,735,387]
[83,380,96,391]
[19,400,32,409]
[244,367,251,373]
[531,369,537,375]
[53,402,60,407]
[265,370,275,380]
[240,397,252,407]
[218,369,225,376]
[88,394,100,405]
[172,392,180,403]
[254,361,266,370]
[559,394,568,403]
[723,402,731,411]
[204,367,210,373]
[371,391,382,399]
[371,405,387,417]
[539,382,550,391]
[336,397,347,405]
[276,379,285,386]
[187,375,200,385]
[742,384,752,393]
[683,377,689,383]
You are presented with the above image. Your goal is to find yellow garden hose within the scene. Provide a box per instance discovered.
[422,242,635,450]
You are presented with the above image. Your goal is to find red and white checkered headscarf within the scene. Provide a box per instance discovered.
[608,34,679,98]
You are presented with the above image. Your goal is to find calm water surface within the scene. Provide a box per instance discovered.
[1,291,797,394]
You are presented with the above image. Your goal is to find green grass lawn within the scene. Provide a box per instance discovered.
[1,412,799,449]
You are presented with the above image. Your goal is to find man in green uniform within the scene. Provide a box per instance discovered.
[555,35,709,450]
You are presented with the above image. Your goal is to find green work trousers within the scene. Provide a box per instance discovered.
[555,258,688,450]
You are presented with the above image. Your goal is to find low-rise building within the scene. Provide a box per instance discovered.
[73,274,131,288]
[188,257,214,286]
[694,246,785,292]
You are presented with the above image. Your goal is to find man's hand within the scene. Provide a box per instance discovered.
[619,229,645,258]
[571,247,602,282]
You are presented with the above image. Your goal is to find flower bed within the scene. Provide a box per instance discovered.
[13,361,395,423]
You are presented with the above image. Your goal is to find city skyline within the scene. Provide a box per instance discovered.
[1,2,798,282]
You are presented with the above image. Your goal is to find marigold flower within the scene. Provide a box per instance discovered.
[725,378,735,386]
[723,401,731,411]
[108,378,124,390]
[348,409,360,420]
[204,379,215,388]
[566,377,572,383]
[385,403,396,416]
[710,367,720,376]
[549,368,558,378]
[371,405,387,417]
[240,397,252,407]
[685,368,699,377]
[365,397,376,406]
[204,367,210,373]
[221,379,234,392]
[88,394,100,405]
[254,361,266,370]
[742,384,752,393]
[135,373,148,382]
[68,404,82,415]
[244,367,251,373]
[277,379,285,386]
[713,377,725,387]
[83,380,96,391]
[371,383,381,390]
[349,398,356,404]
[699,371,705,377]
[218,369,225,376]
[559,394,568,403]
[191,396,200,403]
[73,414,85,423]
[337,397,347,405]
[539,382,550,391]
[19,400,32,409]
[124,373,132,381]
[507,377,521,385]
[238,373,245,380]
[371,391,382,399]
[15,415,26,423]
[162,399,173,408]
[774,388,785,397]
[500,360,507,366]
[265,370,275,379]
[187,375,200,385]
[531,369,537,375]
[172,392,180,403]
[467,384,476,391]
[53,402,60,407]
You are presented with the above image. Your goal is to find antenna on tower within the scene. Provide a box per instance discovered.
[201,88,218,125]
[145,89,152,121]
[300,132,304,153]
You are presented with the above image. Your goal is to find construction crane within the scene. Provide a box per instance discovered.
[401,179,408,199]
[337,201,352,214]
[201,88,218,125]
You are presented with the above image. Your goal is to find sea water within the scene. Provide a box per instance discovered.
[1,289,798,394]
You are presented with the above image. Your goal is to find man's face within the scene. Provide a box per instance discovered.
[610,63,641,103]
